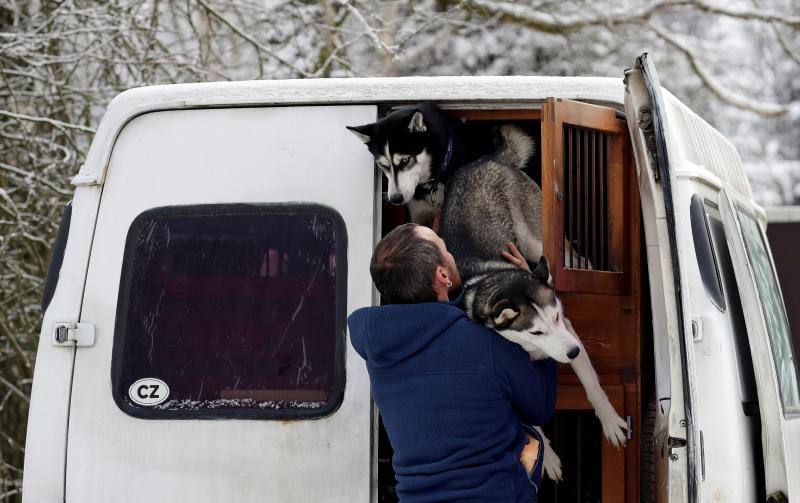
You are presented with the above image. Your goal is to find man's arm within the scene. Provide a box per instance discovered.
[492,335,558,425]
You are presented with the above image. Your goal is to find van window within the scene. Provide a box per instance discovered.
[112,204,347,419]
[737,207,800,414]
[41,202,72,314]
[690,195,725,310]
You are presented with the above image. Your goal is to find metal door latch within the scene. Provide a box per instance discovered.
[52,322,95,347]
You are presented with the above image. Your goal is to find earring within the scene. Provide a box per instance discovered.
[446,280,453,289]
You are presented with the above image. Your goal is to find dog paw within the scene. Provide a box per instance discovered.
[540,431,563,481]
[595,403,629,448]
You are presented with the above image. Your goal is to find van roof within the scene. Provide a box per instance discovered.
[659,90,753,200]
[73,76,752,200]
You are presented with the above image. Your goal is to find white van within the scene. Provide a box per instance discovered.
[25,54,799,502]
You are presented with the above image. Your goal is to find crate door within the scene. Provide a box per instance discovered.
[542,99,630,295]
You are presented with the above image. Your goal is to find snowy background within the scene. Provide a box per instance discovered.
[0,0,798,499]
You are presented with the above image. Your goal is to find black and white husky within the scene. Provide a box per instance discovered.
[346,102,496,226]
[348,104,626,480]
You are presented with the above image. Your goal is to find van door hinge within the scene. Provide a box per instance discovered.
[667,435,687,461]
[636,106,661,183]
[52,322,95,347]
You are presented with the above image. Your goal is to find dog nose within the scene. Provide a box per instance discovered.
[567,346,580,360]
[388,193,404,205]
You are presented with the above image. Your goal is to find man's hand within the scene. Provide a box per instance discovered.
[502,242,531,272]
[519,433,540,475]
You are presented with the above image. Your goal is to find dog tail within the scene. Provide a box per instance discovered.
[494,124,534,170]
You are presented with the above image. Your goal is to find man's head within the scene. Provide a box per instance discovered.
[370,223,462,304]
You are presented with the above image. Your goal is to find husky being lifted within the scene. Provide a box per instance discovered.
[348,104,628,481]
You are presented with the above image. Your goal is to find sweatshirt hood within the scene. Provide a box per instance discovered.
[348,302,467,367]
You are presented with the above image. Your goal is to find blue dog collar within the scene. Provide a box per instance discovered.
[440,136,454,173]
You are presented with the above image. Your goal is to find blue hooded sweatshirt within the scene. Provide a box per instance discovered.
[348,301,557,502]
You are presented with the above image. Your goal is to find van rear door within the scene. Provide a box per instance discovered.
[625,53,800,501]
[65,104,377,502]
[718,190,800,501]
[623,53,696,501]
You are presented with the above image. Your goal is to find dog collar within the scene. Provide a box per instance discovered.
[440,136,454,174]
[414,136,454,205]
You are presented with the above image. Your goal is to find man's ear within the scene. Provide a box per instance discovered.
[435,264,450,285]
[408,111,426,133]
[346,123,374,144]
[532,256,553,287]
[491,299,519,328]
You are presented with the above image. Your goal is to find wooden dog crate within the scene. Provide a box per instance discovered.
[380,100,643,503]
[541,98,641,503]
[459,100,642,503]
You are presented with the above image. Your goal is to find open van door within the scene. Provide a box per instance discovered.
[62,103,378,502]
[718,189,800,501]
[623,53,697,502]
[625,52,800,502]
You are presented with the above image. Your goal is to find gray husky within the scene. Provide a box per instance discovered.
[438,126,628,480]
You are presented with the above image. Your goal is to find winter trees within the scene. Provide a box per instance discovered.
[0,0,797,499]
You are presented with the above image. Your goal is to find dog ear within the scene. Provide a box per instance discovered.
[491,300,519,328]
[408,111,427,133]
[346,124,374,144]
[532,256,553,287]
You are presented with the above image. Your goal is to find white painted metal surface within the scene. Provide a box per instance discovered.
[660,90,753,200]
[624,69,691,502]
[23,185,102,502]
[672,181,760,501]
[62,105,376,502]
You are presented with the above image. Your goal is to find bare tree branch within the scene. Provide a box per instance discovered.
[648,22,791,117]
[751,0,800,65]
[0,110,97,134]
[688,0,800,29]
[462,0,800,32]
[194,0,313,78]
[339,0,398,59]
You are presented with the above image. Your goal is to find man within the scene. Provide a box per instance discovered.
[348,223,557,502]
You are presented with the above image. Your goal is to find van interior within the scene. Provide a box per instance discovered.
[376,101,653,503]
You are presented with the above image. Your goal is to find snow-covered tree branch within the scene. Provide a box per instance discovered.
[0,0,798,500]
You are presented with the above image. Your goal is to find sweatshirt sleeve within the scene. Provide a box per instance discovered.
[492,335,558,426]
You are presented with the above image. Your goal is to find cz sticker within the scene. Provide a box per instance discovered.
[128,378,170,406]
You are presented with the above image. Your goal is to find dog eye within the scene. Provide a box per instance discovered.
[398,157,410,167]
[532,330,544,336]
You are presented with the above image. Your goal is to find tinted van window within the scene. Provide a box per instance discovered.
[112,204,347,419]
[41,202,72,314]
[690,194,725,310]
